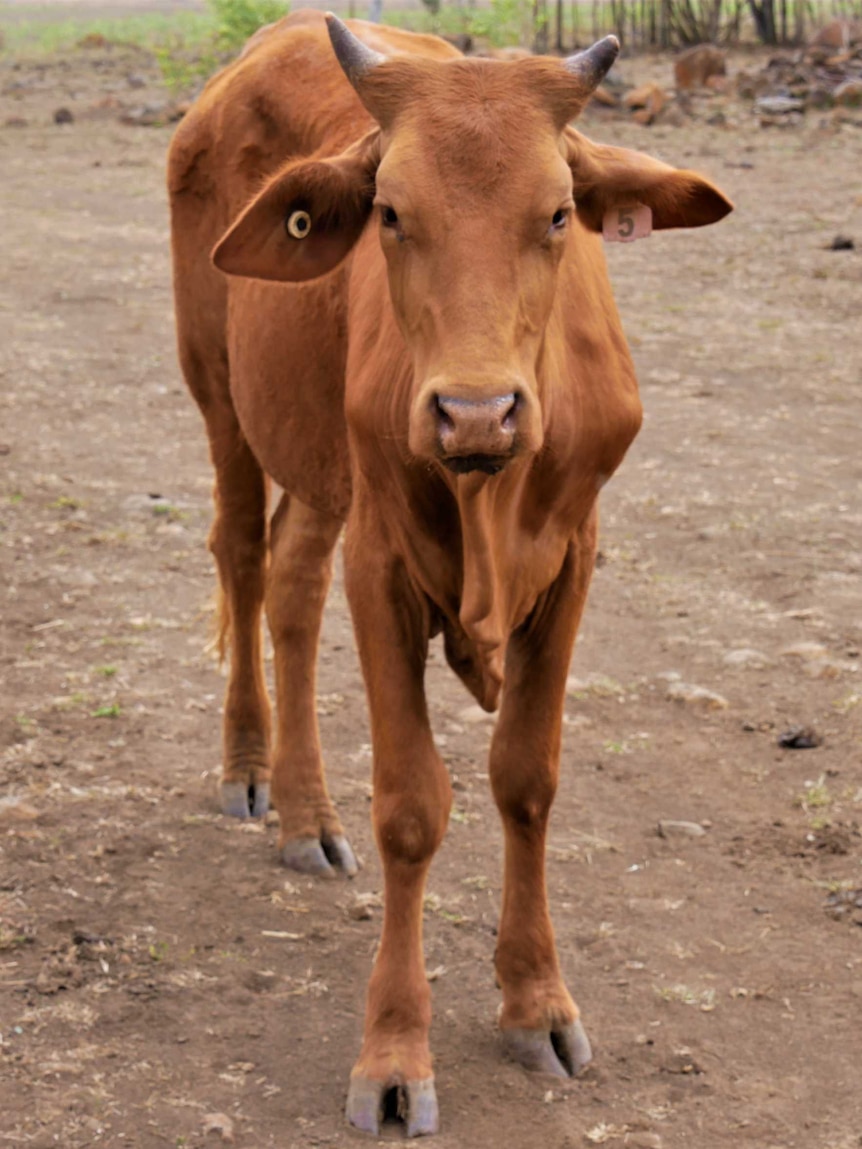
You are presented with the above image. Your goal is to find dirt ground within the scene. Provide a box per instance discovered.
[1,33,862,1149]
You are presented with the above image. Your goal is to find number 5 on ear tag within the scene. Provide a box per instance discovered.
[603,203,653,243]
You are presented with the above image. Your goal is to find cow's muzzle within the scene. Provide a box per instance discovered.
[408,376,543,472]
[434,393,518,471]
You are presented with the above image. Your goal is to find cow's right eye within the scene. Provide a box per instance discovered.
[381,206,399,228]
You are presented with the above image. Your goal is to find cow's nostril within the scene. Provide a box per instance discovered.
[433,394,456,432]
[501,393,519,429]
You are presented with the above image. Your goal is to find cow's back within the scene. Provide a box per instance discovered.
[168,13,457,517]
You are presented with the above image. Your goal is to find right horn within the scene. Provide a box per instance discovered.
[563,35,621,91]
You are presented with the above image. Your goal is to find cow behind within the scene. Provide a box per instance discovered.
[168,10,731,1136]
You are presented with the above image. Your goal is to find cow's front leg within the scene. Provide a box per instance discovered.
[344,544,451,1137]
[490,520,596,1079]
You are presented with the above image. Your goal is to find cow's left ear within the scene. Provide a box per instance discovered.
[212,130,380,282]
[563,127,733,232]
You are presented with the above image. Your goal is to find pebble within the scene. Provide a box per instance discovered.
[626,1132,662,1148]
[780,641,828,661]
[53,107,74,125]
[756,94,804,114]
[347,892,382,921]
[0,798,40,824]
[629,1130,666,1149]
[658,820,707,839]
[723,648,771,669]
[666,681,729,710]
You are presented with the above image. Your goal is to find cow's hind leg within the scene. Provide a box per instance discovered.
[205,403,272,819]
[343,529,451,1136]
[490,515,597,1078]
[266,494,357,877]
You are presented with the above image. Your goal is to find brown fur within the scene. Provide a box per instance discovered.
[168,9,732,1131]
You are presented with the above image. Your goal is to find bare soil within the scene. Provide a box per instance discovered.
[2,38,862,1149]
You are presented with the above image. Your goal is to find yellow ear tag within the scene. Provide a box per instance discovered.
[286,210,312,240]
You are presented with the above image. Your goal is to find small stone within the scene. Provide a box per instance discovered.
[779,641,828,661]
[834,80,862,108]
[0,799,40,824]
[626,1134,662,1149]
[54,107,74,125]
[827,234,854,251]
[658,820,707,839]
[777,726,822,750]
[723,648,771,669]
[755,95,804,115]
[201,1113,234,1142]
[666,681,728,710]
[347,892,382,921]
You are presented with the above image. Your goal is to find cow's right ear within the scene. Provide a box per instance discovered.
[212,131,380,282]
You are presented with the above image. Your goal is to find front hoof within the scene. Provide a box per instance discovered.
[347,1075,438,1138]
[280,832,359,878]
[220,781,270,819]
[502,1018,592,1078]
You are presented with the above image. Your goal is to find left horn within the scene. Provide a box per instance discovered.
[563,35,620,91]
[325,13,386,86]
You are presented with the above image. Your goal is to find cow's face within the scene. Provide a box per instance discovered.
[215,19,731,476]
[370,75,579,472]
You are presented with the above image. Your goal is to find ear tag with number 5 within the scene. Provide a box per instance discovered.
[603,203,652,243]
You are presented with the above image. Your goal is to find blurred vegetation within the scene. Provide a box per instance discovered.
[0,0,857,95]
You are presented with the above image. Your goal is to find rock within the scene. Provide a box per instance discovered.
[723,648,771,669]
[53,107,74,125]
[347,892,381,921]
[777,726,822,750]
[126,73,147,89]
[120,102,188,127]
[201,1113,234,1142]
[591,84,619,107]
[666,681,728,710]
[808,18,862,50]
[658,820,707,839]
[674,44,727,91]
[625,1133,663,1149]
[780,641,828,661]
[756,95,804,115]
[0,798,41,824]
[834,80,862,107]
[828,234,855,250]
[624,83,665,125]
[657,103,688,128]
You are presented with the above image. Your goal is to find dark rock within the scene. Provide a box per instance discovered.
[777,725,822,749]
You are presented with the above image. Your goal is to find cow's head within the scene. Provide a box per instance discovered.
[214,16,731,475]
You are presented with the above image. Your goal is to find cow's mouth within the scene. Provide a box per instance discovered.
[441,454,510,476]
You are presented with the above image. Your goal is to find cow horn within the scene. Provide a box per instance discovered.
[563,35,620,90]
[325,13,386,85]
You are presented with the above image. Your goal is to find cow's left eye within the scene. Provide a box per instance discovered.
[550,209,567,232]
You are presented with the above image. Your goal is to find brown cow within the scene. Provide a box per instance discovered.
[168,11,731,1136]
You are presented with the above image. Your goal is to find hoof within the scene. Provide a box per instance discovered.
[280,832,359,878]
[502,1018,592,1078]
[347,1075,438,1138]
[220,781,270,819]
